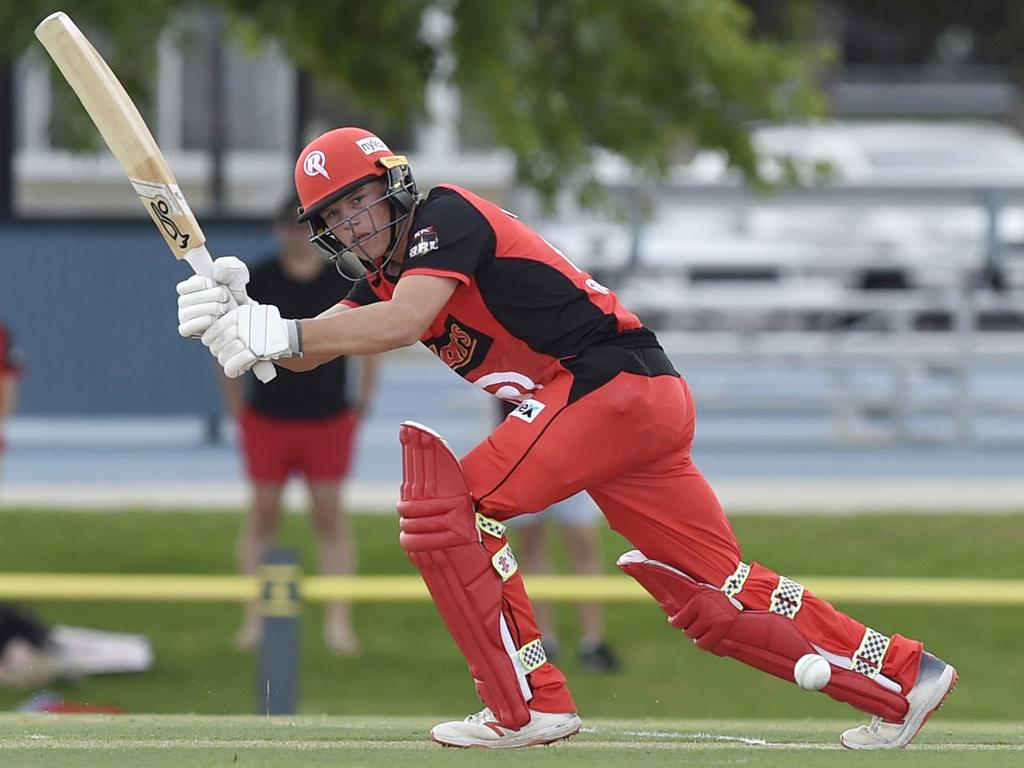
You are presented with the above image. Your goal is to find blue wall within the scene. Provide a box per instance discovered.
[0,220,277,415]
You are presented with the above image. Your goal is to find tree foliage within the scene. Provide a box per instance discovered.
[1,1,825,199]
[217,0,436,125]
[450,0,823,197]
[2,1,191,104]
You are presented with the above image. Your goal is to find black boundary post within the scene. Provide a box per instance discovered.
[256,548,301,715]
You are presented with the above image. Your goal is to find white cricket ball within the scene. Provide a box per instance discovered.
[794,653,831,691]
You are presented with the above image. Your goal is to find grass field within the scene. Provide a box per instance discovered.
[0,715,1021,767]
[0,508,1022,737]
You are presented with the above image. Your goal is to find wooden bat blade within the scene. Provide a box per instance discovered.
[35,12,277,383]
[35,11,205,259]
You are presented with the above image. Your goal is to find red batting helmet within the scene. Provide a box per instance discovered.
[294,127,417,278]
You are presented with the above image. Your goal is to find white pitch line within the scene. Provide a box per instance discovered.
[575,741,1023,751]
[0,739,431,751]
[0,738,1019,752]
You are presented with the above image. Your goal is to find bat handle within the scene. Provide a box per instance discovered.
[183,246,277,383]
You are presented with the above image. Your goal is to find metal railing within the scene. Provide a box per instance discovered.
[645,288,1024,446]
[588,182,1024,446]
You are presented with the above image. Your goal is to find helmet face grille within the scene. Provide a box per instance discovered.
[306,174,417,280]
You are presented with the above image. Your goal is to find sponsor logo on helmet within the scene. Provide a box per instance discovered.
[407,227,439,259]
[356,136,389,155]
[303,150,329,179]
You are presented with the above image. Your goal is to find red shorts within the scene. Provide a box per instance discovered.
[239,407,357,483]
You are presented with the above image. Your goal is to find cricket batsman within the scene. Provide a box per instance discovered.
[176,127,957,749]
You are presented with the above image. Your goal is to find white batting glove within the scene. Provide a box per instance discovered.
[202,304,302,378]
[177,276,231,337]
[176,256,253,338]
[211,256,252,307]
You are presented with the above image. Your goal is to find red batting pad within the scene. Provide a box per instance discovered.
[398,422,530,728]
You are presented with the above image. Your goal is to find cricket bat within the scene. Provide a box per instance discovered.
[34,11,276,382]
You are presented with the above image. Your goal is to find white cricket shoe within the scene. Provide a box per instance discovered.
[840,652,958,750]
[431,707,581,748]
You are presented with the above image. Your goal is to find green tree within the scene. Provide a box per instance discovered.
[2,1,825,200]
[449,0,823,198]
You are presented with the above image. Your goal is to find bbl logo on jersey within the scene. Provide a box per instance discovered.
[510,399,546,423]
[425,315,493,375]
[408,226,439,259]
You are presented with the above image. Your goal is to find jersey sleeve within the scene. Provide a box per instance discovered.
[342,278,382,308]
[399,189,496,285]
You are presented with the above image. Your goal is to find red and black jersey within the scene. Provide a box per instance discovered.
[343,185,675,402]
[0,323,23,378]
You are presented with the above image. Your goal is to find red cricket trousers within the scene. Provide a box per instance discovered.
[461,367,923,714]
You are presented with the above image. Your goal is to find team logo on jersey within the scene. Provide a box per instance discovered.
[474,372,541,400]
[303,150,329,179]
[407,226,439,259]
[425,315,493,374]
[509,399,546,424]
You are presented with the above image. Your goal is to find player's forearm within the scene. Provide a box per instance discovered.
[276,352,337,373]
[298,302,422,357]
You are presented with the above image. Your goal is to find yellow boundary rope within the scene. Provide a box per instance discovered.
[0,573,1021,605]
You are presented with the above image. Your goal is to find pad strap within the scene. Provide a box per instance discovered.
[517,638,547,672]
[491,543,519,581]
[769,576,805,619]
[476,513,506,538]
[721,562,750,598]
[853,627,891,679]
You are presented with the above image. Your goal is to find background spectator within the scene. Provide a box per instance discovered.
[219,200,378,654]
[0,321,23,478]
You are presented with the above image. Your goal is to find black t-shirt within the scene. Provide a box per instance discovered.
[245,258,353,419]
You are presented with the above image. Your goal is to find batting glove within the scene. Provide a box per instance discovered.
[176,256,252,338]
[202,304,302,378]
